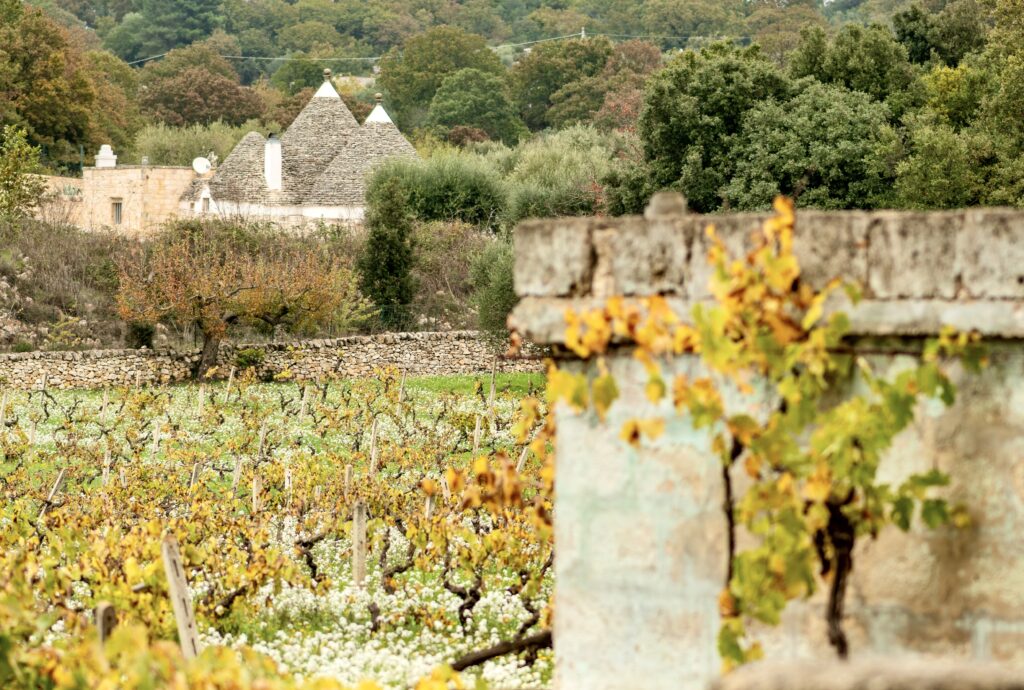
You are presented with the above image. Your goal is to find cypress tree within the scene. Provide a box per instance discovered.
[358,176,416,331]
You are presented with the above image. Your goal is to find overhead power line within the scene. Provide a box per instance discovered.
[219,55,381,61]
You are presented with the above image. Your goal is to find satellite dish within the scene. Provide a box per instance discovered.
[192,157,212,175]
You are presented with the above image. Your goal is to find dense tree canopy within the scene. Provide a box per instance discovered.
[724,82,897,210]
[789,23,915,105]
[377,26,504,129]
[428,69,526,144]
[4,0,1022,220]
[0,0,96,166]
[510,37,613,130]
[629,43,792,213]
[104,0,222,61]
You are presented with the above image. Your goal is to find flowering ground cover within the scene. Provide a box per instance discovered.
[0,368,552,689]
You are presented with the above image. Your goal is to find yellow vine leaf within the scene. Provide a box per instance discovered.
[803,464,831,502]
[592,363,620,421]
[645,375,666,403]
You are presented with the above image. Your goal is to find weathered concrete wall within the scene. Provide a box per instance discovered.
[509,195,1024,690]
[712,659,1024,690]
[0,332,537,389]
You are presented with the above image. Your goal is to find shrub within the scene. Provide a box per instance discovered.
[129,120,262,166]
[366,154,506,231]
[234,347,265,369]
[0,219,130,347]
[127,322,155,349]
[411,220,491,330]
[491,125,630,224]
[0,126,46,222]
[471,239,516,346]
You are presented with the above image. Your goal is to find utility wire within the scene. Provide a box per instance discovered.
[219,55,381,61]
[490,32,588,49]
[127,52,167,65]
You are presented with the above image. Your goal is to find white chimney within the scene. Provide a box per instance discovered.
[95,144,117,168]
[264,134,282,191]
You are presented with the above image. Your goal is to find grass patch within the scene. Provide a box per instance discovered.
[406,372,544,397]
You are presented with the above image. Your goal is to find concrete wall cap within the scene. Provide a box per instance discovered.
[512,207,1024,344]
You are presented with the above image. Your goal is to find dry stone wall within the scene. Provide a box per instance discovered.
[0,332,537,390]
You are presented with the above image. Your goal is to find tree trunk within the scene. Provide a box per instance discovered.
[196,331,221,380]
[826,500,855,659]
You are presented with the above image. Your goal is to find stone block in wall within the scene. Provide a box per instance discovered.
[515,217,594,297]
[792,211,871,292]
[955,209,1024,299]
[866,211,959,299]
[686,212,765,302]
[598,213,687,297]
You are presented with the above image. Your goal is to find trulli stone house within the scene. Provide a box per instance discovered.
[181,71,416,224]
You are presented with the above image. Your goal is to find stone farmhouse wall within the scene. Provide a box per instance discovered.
[509,194,1024,690]
[38,166,199,237]
[0,332,537,390]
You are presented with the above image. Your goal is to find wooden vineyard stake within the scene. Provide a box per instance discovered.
[252,475,262,513]
[0,389,8,429]
[299,384,309,417]
[487,357,497,433]
[314,485,322,504]
[189,463,200,490]
[161,535,203,660]
[472,415,482,453]
[398,370,407,403]
[425,494,435,520]
[150,423,161,461]
[369,419,379,473]
[134,370,141,390]
[256,419,268,461]
[231,457,244,497]
[517,446,530,473]
[118,466,127,488]
[40,373,47,391]
[47,468,66,502]
[100,388,108,416]
[441,473,452,502]
[27,421,37,447]
[39,468,66,518]
[95,601,116,644]
[344,463,352,500]
[102,446,111,486]
[197,384,206,417]
[221,366,235,404]
[352,501,368,588]
[284,465,292,492]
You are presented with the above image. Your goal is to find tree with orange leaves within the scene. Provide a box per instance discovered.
[116,219,374,377]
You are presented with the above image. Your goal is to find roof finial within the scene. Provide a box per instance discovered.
[375,93,383,103]
[323,68,332,81]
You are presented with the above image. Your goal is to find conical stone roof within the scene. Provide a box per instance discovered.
[361,104,417,158]
[281,79,361,204]
[305,102,416,205]
[205,80,417,211]
[207,131,267,204]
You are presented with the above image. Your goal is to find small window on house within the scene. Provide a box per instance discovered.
[111,199,123,225]
[202,197,210,213]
